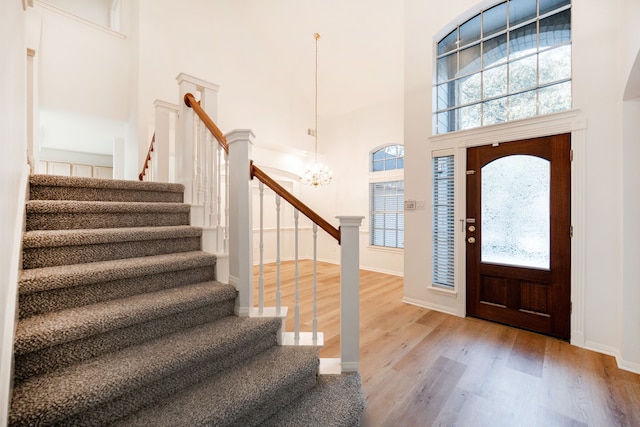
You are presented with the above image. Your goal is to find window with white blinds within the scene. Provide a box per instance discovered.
[370,181,405,249]
[370,144,404,249]
[432,154,455,288]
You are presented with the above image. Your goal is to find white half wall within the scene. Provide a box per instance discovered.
[0,1,28,424]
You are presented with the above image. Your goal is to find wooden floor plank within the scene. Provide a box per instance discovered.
[253,261,640,426]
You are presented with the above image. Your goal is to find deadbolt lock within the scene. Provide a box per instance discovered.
[468,225,476,232]
[468,237,476,244]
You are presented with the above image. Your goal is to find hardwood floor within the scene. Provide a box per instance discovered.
[253,260,640,427]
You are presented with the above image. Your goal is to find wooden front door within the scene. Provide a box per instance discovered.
[466,134,571,340]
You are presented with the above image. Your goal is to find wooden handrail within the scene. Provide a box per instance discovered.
[184,92,229,154]
[138,132,155,181]
[251,162,341,244]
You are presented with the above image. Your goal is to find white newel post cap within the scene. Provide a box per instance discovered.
[336,216,364,227]
[225,129,256,145]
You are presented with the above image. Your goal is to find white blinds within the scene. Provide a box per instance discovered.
[432,154,455,288]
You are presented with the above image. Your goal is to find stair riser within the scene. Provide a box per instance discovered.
[26,212,190,231]
[19,265,216,318]
[23,237,202,269]
[30,186,183,203]
[15,300,236,383]
[61,334,278,427]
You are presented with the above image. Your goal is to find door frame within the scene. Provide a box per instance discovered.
[465,135,571,339]
[426,109,587,347]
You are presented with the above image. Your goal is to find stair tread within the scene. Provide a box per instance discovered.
[19,251,216,294]
[29,174,184,194]
[9,316,282,426]
[14,281,236,355]
[26,200,191,213]
[113,346,319,427]
[263,373,366,427]
[22,225,201,248]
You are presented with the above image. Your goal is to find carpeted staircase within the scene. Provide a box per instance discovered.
[8,174,365,426]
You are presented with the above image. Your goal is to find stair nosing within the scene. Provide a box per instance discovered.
[22,225,202,248]
[29,174,184,193]
[26,200,191,213]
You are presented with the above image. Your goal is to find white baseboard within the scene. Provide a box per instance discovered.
[617,358,640,375]
[401,296,460,316]
[359,265,404,277]
[583,340,640,375]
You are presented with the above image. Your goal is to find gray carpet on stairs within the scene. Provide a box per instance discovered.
[9,174,365,426]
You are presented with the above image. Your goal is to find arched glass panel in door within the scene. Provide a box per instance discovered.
[481,154,550,269]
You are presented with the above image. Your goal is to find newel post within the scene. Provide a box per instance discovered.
[337,216,364,372]
[176,73,219,205]
[227,130,255,317]
[153,100,178,183]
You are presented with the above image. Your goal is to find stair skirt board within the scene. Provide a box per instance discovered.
[8,174,365,426]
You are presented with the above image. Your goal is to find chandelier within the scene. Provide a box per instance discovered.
[301,33,332,187]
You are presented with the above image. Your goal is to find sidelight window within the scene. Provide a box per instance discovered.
[432,153,456,288]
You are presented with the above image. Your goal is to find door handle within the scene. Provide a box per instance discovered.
[468,237,476,244]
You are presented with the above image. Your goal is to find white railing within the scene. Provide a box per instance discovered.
[248,162,363,372]
[151,73,363,372]
[142,74,229,282]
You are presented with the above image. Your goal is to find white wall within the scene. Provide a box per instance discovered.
[321,94,406,275]
[0,1,28,423]
[29,1,130,159]
[620,0,640,374]
[131,0,406,275]
[404,0,639,371]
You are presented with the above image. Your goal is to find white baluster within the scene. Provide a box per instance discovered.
[191,113,199,204]
[224,151,229,254]
[215,144,222,250]
[207,135,216,228]
[313,223,318,343]
[194,115,202,205]
[259,182,265,315]
[197,114,209,206]
[202,130,210,227]
[294,209,300,343]
[276,194,282,316]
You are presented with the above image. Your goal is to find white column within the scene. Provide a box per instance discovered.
[176,78,197,204]
[153,100,178,183]
[227,129,255,317]
[337,216,364,372]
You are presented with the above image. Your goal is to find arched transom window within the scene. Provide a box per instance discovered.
[434,0,571,134]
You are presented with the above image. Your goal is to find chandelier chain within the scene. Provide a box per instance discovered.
[314,32,319,163]
[301,32,332,187]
